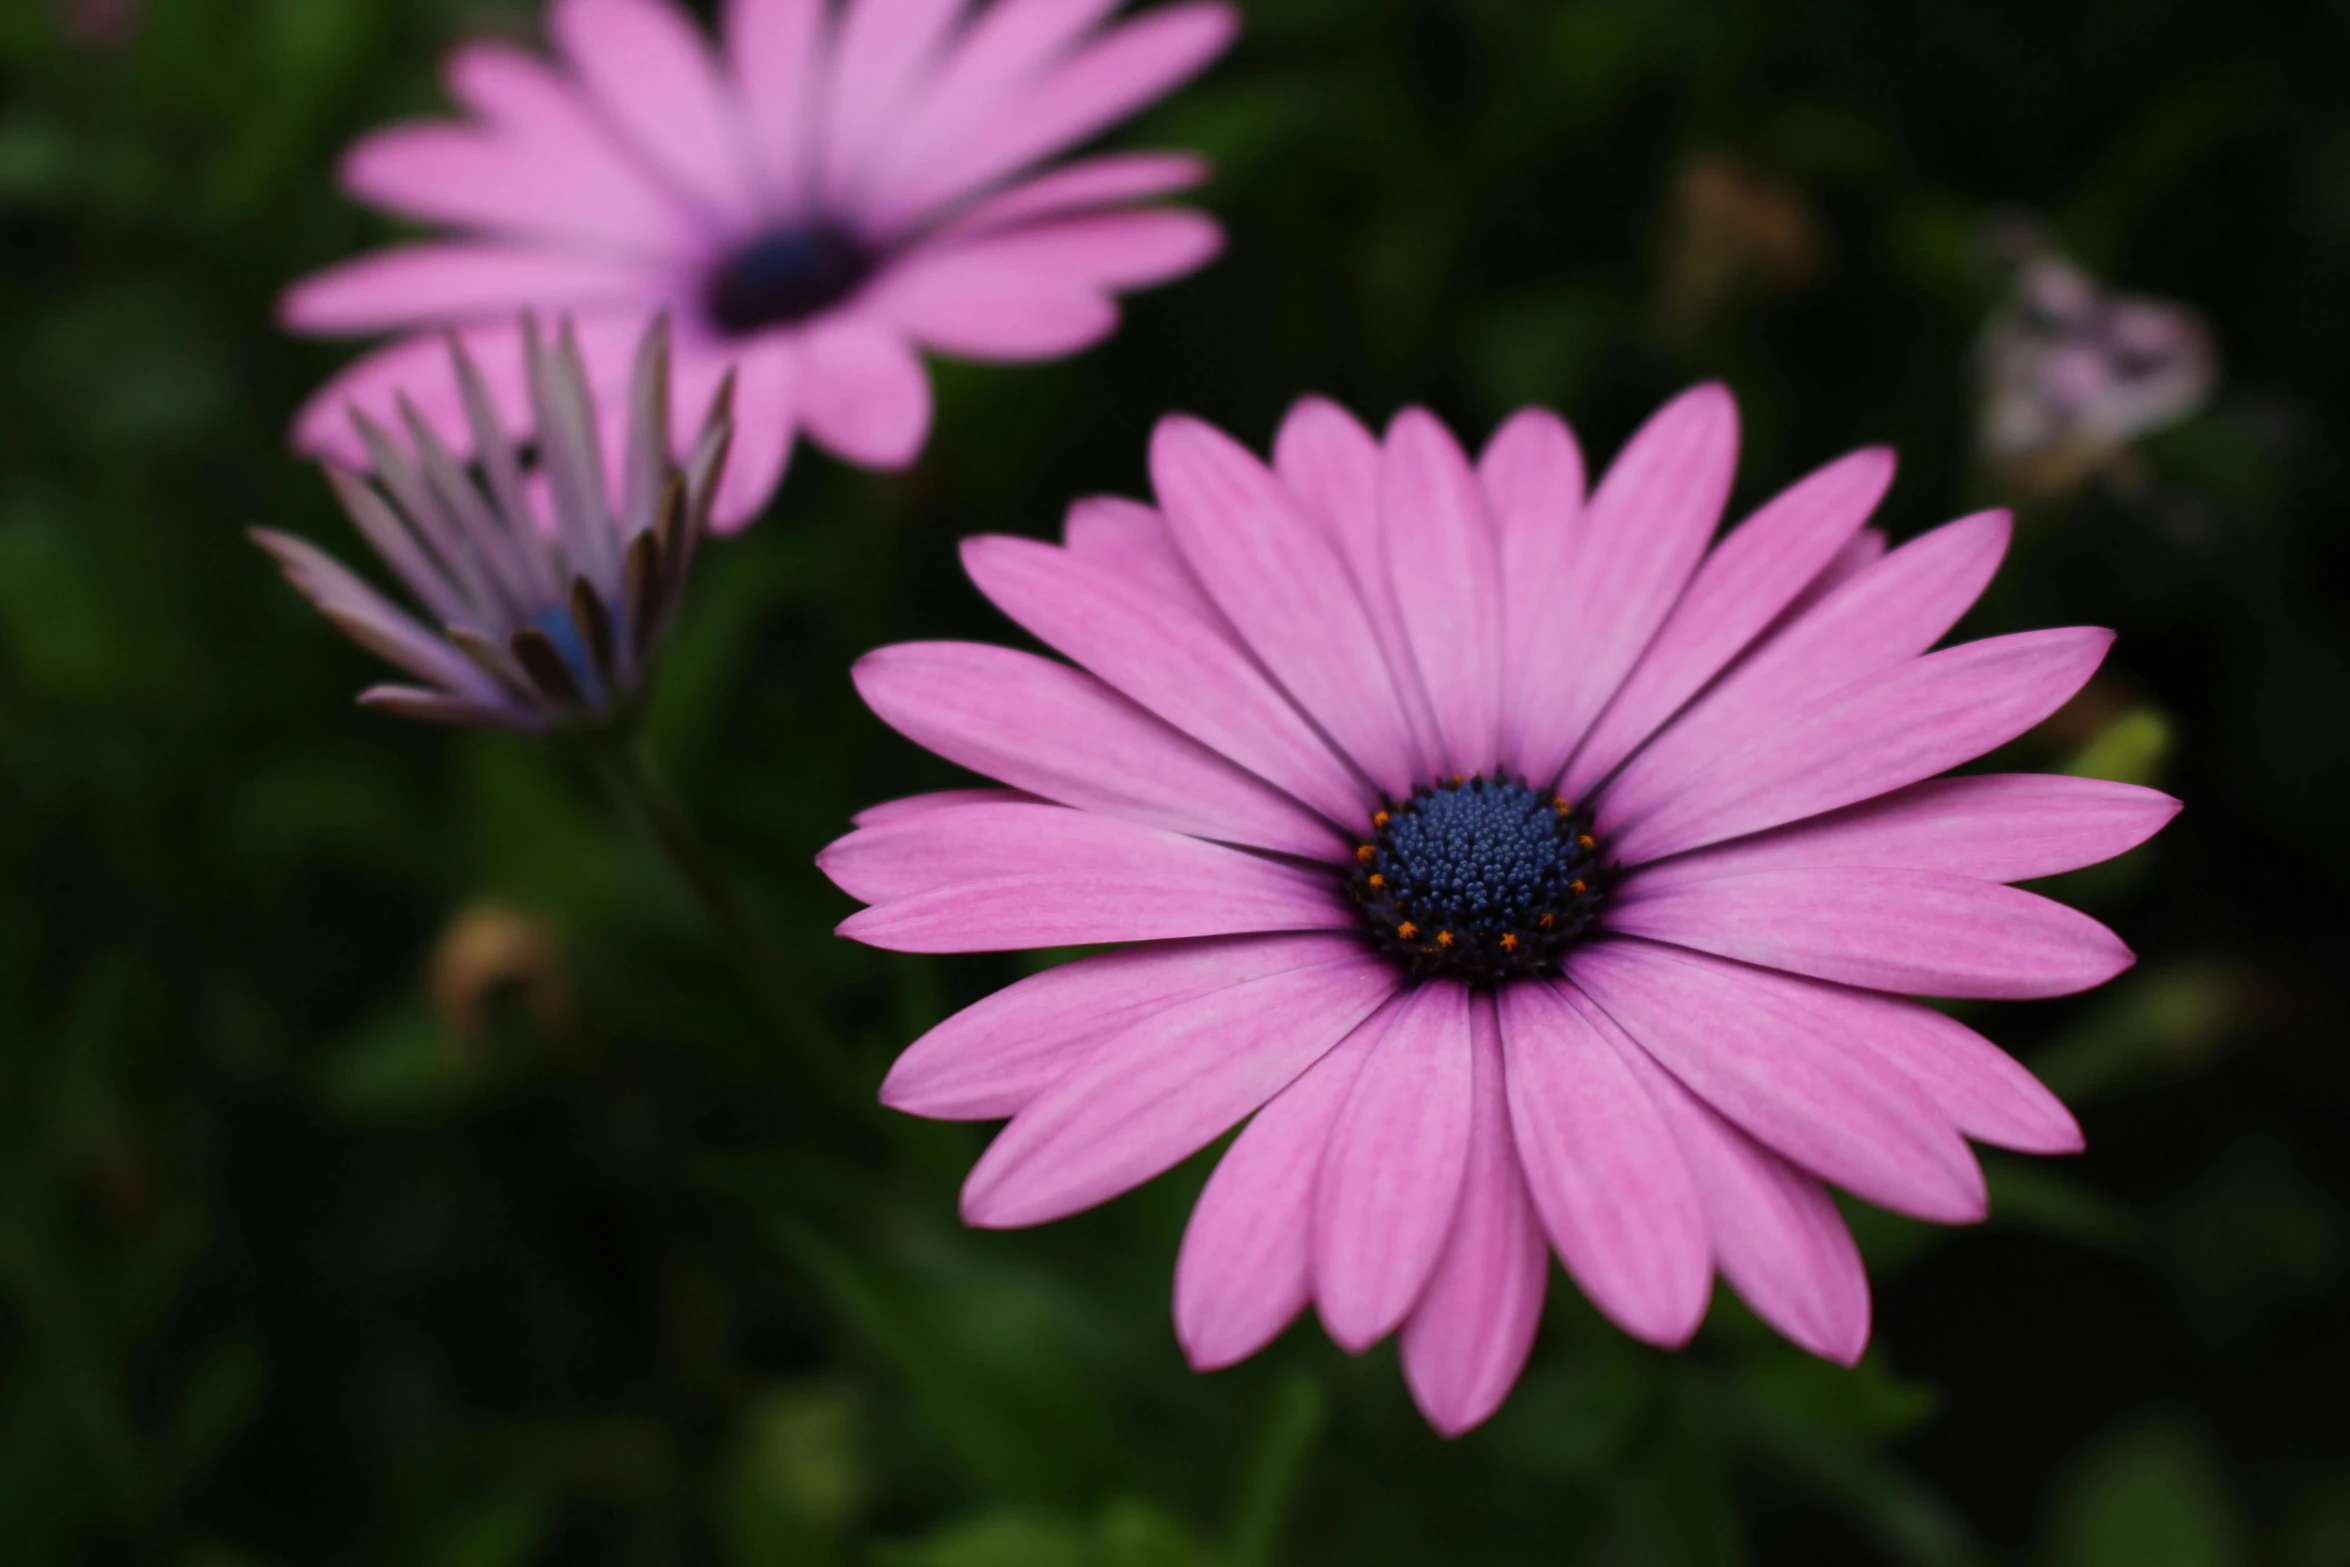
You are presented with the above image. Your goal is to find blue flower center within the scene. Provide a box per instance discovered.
[1348,775,1610,980]
[703,224,874,337]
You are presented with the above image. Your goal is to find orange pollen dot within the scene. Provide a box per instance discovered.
[1569,879,1587,897]
[1356,844,1376,863]
[1373,810,1391,829]
[1368,874,1385,889]
[1538,913,1557,930]
[1577,834,1596,851]
[1396,921,1419,941]
[1436,930,1456,948]
[1450,773,1466,786]
[1500,933,1520,952]
[1553,798,1574,815]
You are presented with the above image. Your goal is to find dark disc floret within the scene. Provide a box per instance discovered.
[1347,774,1611,981]
[703,223,876,337]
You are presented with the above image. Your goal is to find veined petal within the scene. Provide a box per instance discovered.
[963,536,1368,829]
[1608,627,2115,867]
[1563,448,1892,801]
[1630,774,2182,889]
[1398,994,1548,1437]
[1480,407,1585,758]
[1602,510,2012,827]
[833,812,1352,953]
[551,0,761,226]
[960,952,1399,1227]
[1175,1008,1387,1372]
[1060,496,1225,626]
[1381,409,1503,776]
[851,787,1037,829]
[1313,980,1475,1351]
[1510,384,1739,785]
[1615,1042,1871,1365]
[852,640,1339,856]
[1495,979,1710,1345]
[1152,416,1420,798]
[1568,940,1987,1224]
[1607,866,2136,999]
[882,933,1360,1121]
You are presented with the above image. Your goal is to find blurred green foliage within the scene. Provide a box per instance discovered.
[5,0,2350,1563]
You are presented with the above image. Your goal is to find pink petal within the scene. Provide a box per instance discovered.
[1600,510,2012,829]
[1781,526,1887,624]
[882,933,1358,1121]
[1608,866,2136,999]
[1313,980,1476,1352]
[1495,980,1710,1345]
[929,150,1208,244]
[1272,397,1441,770]
[818,0,968,211]
[1398,994,1549,1436]
[795,319,933,467]
[1151,416,1420,799]
[1616,1043,1870,1365]
[550,0,760,227]
[706,335,801,530]
[1608,627,2115,866]
[250,529,495,699]
[724,0,824,204]
[1479,408,1586,758]
[1563,448,1893,802]
[863,0,1130,231]
[851,640,1339,856]
[878,1,1237,227]
[1060,496,1225,625]
[959,951,1399,1227]
[1510,384,1740,786]
[851,787,1036,829]
[1381,409,1503,775]
[1630,774,2182,889]
[1175,1006,1387,1371]
[962,535,1368,830]
[292,324,527,466]
[1568,940,1987,1223]
[279,243,661,335]
[833,816,1350,953]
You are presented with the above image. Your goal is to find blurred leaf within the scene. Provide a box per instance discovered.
[2061,704,2176,787]
[2046,1423,2241,1567]
[2026,962,2240,1103]
[720,1382,868,1567]
[1227,1373,1324,1567]
[424,1491,552,1567]
[874,1500,1217,1567]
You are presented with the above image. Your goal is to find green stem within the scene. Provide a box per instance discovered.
[587,736,859,1108]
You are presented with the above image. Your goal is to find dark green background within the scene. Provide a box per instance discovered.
[5,0,2348,1562]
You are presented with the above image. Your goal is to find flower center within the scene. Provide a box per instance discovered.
[1348,775,1610,980]
[703,224,875,337]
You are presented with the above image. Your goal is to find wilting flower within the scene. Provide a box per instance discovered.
[280,0,1237,529]
[254,316,730,731]
[821,387,2179,1435]
[1979,253,2217,500]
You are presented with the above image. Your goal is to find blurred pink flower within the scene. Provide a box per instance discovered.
[822,388,2178,1435]
[255,317,731,731]
[281,0,1237,530]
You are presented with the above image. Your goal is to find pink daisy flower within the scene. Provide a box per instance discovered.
[280,0,1237,530]
[820,386,2180,1436]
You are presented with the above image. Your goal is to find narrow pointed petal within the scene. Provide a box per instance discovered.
[882,934,1361,1121]
[1629,774,2183,889]
[1151,416,1420,798]
[962,535,1368,829]
[1399,994,1550,1436]
[1609,627,2115,866]
[1059,496,1225,625]
[1564,448,1893,800]
[1313,980,1475,1352]
[551,0,760,225]
[851,788,1037,829]
[1480,408,1585,757]
[852,640,1340,856]
[1603,510,2012,827]
[1782,526,1887,623]
[1382,409,1503,775]
[833,810,1350,953]
[1510,384,1739,784]
[279,243,657,335]
[1495,980,1710,1345]
[960,953,1399,1227]
[1568,941,1987,1223]
[358,683,537,729]
[1175,1007,1387,1371]
[930,151,1208,243]
[250,529,495,699]
[1273,396,1441,769]
[819,0,968,207]
[796,320,932,468]
[1607,866,2136,999]
[1616,1043,1871,1365]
